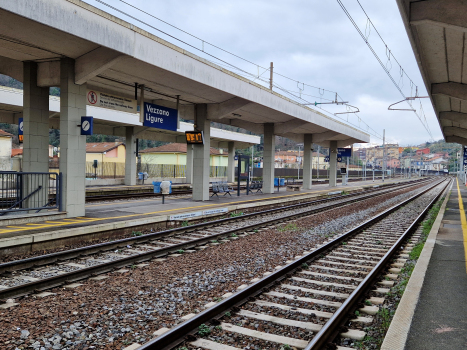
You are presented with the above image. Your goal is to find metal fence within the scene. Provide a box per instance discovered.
[0,171,62,215]
[138,164,228,179]
[85,162,125,179]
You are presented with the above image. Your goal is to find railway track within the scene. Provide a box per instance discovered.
[84,177,392,202]
[0,179,430,301]
[133,178,449,350]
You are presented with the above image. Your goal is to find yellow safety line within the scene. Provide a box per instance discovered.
[456,178,467,273]
[0,183,367,235]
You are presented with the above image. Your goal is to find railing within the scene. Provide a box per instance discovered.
[0,171,62,215]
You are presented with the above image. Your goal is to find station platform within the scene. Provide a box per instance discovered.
[0,177,416,253]
[406,179,467,350]
[382,178,467,350]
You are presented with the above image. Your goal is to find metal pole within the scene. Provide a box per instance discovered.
[409,148,412,179]
[251,146,254,180]
[382,129,386,182]
[317,145,320,180]
[298,145,300,180]
[346,157,349,185]
[269,62,273,90]
[373,161,375,182]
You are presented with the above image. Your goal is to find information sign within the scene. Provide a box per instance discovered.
[86,90,137,113]
[18,117,23,143]
[337,148,352,157]
[464,146,467,165]
[340,168,347,174]
[143,102,178,131]
[185,131,204,144]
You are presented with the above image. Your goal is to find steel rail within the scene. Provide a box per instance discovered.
[304,177,450,349]
[0,180,432,300]
[135,178,447,350]
[84,176,398,202]
[0,179,426,275]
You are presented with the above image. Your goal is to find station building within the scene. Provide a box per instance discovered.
[0,0,369,218]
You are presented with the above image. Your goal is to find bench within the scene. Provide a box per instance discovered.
[286,184,302,192]
[250,181,263,193]
[211,181,234,198]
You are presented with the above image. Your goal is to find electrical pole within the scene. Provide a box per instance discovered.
[408,147,412,179]
[297,144,301,180]
[382,129,386,182]
[251,145,254,180]
[317,145,320,180]
[269,62,273,90]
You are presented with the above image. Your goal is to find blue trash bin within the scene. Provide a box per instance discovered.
[138,172,144,180]
[153,181,161,193]
[280,178,285,186]
[274,178,279,187]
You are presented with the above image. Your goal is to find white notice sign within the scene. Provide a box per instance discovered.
[170,211,203,221]
[203,208,228,216]
[86,90,137,113]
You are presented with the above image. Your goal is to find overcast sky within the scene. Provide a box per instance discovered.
[85,0,443,146]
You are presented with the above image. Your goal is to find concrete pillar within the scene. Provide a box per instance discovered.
[186,143,193,184]
[125,126,136,185]
[303,134,313,190]
[23,62,50,209]
[263,123,275,193]
[23,62,49,173]
[59,58,87,217]
[329,141,337,187]
[227,141,235,183]
[192,104,210,200]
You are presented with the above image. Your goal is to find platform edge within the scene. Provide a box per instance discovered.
[380,180,453,350]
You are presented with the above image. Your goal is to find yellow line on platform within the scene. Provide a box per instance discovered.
[0,186,350,235]
[456,178,467,273]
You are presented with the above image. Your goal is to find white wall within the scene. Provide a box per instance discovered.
[0,136,12,171]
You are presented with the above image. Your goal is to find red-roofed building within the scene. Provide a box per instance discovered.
[415,148,430,155]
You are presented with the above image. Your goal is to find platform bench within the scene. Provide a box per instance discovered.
[286,184,302,192]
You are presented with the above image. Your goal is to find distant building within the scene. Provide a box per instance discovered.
[274,150,326,169]
[387,158,401,168]
[0,129,13,170]
[139,143,227,166]
[85,142,126,164]
[416,148,430,156]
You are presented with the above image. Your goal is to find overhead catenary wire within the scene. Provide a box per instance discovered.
[94,0,339,99]
[91,0,382,139]
[336,0,434,141]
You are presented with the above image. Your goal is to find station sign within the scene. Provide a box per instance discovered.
[340,168,347,174]
[86,90,137,113]
[464,146,467,165]
[337,147,352,157]
[18,117,23,143]
[143,102,178,131]
[80,116,93,135]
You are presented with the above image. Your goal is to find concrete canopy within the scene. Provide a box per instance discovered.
[0,0,369,147]
[0,86,260,149]
[397,0,467,145]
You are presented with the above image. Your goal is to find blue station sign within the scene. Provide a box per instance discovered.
[464,146,467,165]
[143,102,178,131]
[18,117,23,143]
[337,148,352,157]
